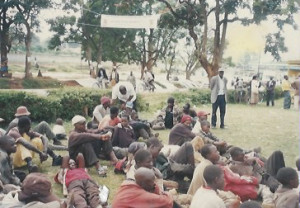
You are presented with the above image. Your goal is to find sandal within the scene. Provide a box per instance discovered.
[97,166,108,177]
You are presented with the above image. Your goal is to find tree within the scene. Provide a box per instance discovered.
[157,0,299,78]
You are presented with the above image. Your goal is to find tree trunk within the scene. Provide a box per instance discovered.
[24,23,32,78]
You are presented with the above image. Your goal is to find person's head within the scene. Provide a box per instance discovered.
[101,96,111,109]
[120,114,129,127]
[134,149,153,169]
[68,159,77,170]
[0,135,17,154]
[167,97,175,108]
[110,106,119,119]
[197,111,210,121]
[55,118,63,125]
[218,68,224,78]
[146,137,163,160]
[203,165,224,190]
[240,201,261,208]
[183,103,190,114]
[130,71,133,76]
[119,85,127,95]
[252,75,257,80]
[270,76,273,80]
[201,144,220,164]
[200,120,210,133]
[276,167,299,189]
[131,110,138,120]
[18,116,31,133]
[15,106,31,118]
[135,167,156,192]
[230,147,245,162]
[181,115,192,126]
[284,75,288,80]
[296,158,300,171]
[72,115,86,132]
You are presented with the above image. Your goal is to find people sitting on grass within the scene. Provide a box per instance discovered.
[112,167,174,208]
[190,165,226,208]
[52,118,67,140]
[273,167,299,207]
[6,106,63,146]
[7,117,62,172]
[168,115,197,146]
[130,110,155,140]
[98,106,121,131]
[69,115,118,177]
[192,110,210,134]
[90,96,111,129]
[181,103,197,127]
[112,114,136,148]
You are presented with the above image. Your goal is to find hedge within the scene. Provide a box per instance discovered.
[0,88,146,124]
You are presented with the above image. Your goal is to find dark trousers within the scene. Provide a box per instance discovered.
[67,179,100,208]
[69,143,99,167]
[266,91,275,106]
[283,91,291,109]
[211,95,226,128]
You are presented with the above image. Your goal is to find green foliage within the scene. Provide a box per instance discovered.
[0,79,10,88]
[22,78,62,89]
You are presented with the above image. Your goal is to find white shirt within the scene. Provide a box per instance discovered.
[192,120,201,134]
[218,76,225,95]
[190,187,226,208]
[112,82,136,102]
[52,124,66,135]
[93,104,110,123]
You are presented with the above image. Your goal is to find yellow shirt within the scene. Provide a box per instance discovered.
[281,79,291,91]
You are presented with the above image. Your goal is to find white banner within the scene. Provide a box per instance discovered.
[101,14,160,29]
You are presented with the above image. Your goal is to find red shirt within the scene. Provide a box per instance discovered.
[65,168,91,187]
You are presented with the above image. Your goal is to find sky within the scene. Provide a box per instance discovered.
[37,6,300,64]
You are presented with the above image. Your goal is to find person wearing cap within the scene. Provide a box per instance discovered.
[109,65,119,86]
[7,116,62,172]
[127,71,136,90]
[0,135,21,186]
[266,76,276,107]
[111,81,137,111]
[156,97,180,129]
[192,111,210,134]
[69,115,118,176]
[6,106,63,146]
[168,115,197,146]
[210,68,228,129]
[18,172,61,206]
[90,96,111,129]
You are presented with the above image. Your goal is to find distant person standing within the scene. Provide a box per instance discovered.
[281,75,291,109]
[291,75,300,110]
[96,66,109,89]
[266,77,276,106]
[250,75,260,105]
[127,71,136,90]
[210,68,228,129]
[110,66,120,87]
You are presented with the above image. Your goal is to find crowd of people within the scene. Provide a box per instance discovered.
[0,69,299,208]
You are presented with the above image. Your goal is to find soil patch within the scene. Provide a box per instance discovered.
[60,80,82,87]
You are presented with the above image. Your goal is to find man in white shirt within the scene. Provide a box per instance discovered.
[112,82,137,110]
[92,96,111,124]
[210,69,228,129]
[190,165,226,208]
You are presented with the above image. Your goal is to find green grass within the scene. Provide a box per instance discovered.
[0,78,10,88]
[20,95,299,204]
[22,78,63,89]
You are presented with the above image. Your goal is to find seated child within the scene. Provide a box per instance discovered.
[52,118,67,140]
[112,114,136,148]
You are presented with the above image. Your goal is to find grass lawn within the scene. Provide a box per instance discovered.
[31,93,298,203]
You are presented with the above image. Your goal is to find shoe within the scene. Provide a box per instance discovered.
[211,125,216,129]
[97,166,108,177]
[52,155,63,166]
[53,139,62,145]
[28,164,38,173]
[220,125,227,129]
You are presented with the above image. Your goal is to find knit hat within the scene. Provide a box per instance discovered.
[197,111,210,117]
[181,115,192,123]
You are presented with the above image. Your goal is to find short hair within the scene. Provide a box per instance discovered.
[18,116,31,129]
[276,167,298,185]
[296,158,300,171]
[167,97,174,104]
[203,165,223,185]
[121,114,130,121]
[0,135,14,146]
[146,137,163,148]
[134,149,152,164]
[200,120,210,127]
[201,144,214,159]
[230,147,244,159]
[110,106,119,115]
[56,118,63,125]
[240,201,261,208]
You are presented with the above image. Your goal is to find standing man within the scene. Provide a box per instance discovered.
[281,75,291,109]
[266,77,276,106]
[210,68,228,129]
[291,75,300,110]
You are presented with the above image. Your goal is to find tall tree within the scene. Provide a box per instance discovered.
[157,0,299,78]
